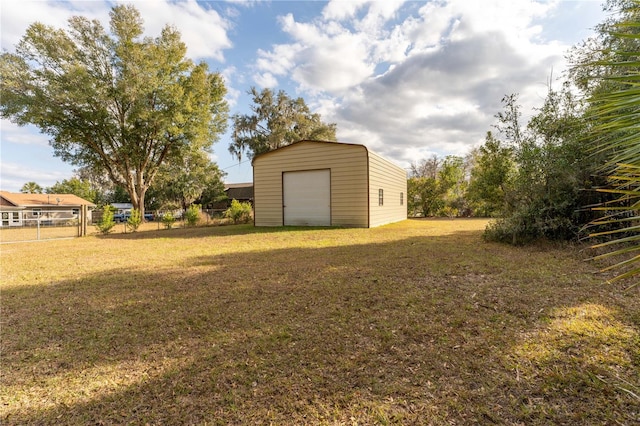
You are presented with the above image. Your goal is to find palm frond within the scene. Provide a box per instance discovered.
[589,223,640,238]
[591,244,640,261]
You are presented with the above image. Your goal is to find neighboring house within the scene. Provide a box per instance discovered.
[209,183,254,210]
[252,140,407,228]
[111,203,133,215]
[0,191,95,227]
[225,183,254,205]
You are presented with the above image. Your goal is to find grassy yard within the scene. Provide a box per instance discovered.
[1,219,638,425]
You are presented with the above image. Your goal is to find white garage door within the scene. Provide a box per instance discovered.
[283,169,331,226]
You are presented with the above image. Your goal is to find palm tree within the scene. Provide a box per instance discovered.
[20,181,43,194]
[584,5,640,286]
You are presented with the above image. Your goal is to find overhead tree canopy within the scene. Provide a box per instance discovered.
[0,5,229,216]
[145,150,225,211]
[229,87,337,161]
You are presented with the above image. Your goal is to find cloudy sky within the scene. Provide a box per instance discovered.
[0,0,607,192]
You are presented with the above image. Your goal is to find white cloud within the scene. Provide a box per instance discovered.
[322,0,370,21]
[0,120,76,191]
[250,0,595,167]
[129,0,232,61]
[0,162,72,192]
[0,1,107,51]
[291,31,373,92]
[224,0,267,6]
[445,0,553,40]
[256,43,302,77]
[402,2,459,49]
[353,0,405,34]
[0,0,233,62]
[221,66,242,107]
[253,71,278,88]
[0,120,49,147]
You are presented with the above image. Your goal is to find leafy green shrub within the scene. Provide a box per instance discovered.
[483,190,582,245]
[223,199,253,224]
[437,205,458,219]
[126,208,142,232]
[185,204,201,227]
[161,212,176,229]
[478,87,601,244]
[96,205,116,234]
[483,213,537,246]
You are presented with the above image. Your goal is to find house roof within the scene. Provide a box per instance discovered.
[224,182,253,190]
[225,183,253,201]
[0,191,96,208]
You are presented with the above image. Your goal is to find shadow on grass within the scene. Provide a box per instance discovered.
[2,229,639,425]
[96,222,355,241]
[95,218,475,241]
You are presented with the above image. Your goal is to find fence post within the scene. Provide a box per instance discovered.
[81,205,88,236]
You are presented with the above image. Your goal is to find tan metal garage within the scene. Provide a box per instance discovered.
[252,140,407,228]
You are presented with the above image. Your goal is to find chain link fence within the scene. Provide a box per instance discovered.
[2,207,250,242]
[0,211,85,243]
[91,208,241,234]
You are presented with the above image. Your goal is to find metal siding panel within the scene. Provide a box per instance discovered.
[368,151,408,227]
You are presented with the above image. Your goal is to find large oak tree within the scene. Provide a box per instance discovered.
[0,5,228,216]
[229,87,336,161]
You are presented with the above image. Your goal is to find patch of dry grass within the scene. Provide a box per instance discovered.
[1,219,638,424]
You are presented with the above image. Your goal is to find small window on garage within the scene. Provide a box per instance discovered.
[32,208,42,217]
[378,189,384,206]
[400,192,404,206]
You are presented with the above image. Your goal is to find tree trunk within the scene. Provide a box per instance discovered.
[127,172,148,219]
[138,190,146,219]
[126,183,147,219]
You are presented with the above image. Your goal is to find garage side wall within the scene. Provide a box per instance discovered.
[368,150,408,227]
[253,142,369,227]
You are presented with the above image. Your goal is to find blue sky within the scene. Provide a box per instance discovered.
[0,0,607,192]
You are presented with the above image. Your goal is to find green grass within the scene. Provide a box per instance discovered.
[1,219,639,424]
